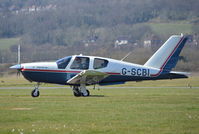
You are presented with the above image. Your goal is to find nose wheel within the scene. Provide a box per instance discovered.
[31,89,40,97]
[31,83,40,97]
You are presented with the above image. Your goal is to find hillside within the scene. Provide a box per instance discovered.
[0,0,199,73]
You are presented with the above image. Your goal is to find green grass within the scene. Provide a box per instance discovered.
[124,76,199,87]
[0,37,20,50]
[1,75,199,87]
[147,22,193,37]
[0,88,199,134]
[0,76,199,134]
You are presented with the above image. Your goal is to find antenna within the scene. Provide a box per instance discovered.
[121,52,132,61]
[18,45,20,65]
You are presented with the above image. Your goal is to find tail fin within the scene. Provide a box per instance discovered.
[144,34,188,71]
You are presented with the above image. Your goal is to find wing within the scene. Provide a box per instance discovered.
[67,70,109,85]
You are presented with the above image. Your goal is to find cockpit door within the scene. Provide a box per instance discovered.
[70,56,90,70]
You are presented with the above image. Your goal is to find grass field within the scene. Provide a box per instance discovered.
[147,22,193,37]
[0,38,20,50]
[0,76,199,134]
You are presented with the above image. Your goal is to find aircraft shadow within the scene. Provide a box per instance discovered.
[89,95,105,97]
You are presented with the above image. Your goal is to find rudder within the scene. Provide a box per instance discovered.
[144,34,188,71]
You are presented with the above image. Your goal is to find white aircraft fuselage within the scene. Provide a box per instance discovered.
[10,34,189,97]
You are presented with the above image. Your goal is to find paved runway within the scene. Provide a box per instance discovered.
[0,86,199,89]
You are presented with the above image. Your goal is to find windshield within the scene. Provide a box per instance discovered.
[56,56,72,69]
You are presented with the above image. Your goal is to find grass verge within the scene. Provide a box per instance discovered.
[0,38,20,50]
[0,87,199,134]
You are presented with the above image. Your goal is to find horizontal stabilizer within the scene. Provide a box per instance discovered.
[169,71,190,78]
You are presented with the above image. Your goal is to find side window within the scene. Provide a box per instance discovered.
[70,57,90,69]
[94,58,108,69]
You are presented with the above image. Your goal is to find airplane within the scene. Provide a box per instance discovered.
[10,34,189,97]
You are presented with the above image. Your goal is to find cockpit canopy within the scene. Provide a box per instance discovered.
[56,55,109,70]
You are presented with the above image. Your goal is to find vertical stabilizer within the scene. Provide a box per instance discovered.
[144,34,188,71]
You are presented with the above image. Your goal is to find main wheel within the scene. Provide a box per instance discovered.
[73,86,81,97]
[82,90,90,97]
[73,90,82,97]
[31,89,40,97]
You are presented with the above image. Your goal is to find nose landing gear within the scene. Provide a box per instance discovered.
[31,83,40,97]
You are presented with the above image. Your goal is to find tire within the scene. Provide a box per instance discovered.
[31,89,40,97]
[73,91,82,97]
[73,86,81,97]
[82,90,90,97]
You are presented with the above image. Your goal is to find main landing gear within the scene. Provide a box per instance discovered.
[31,83,40,97]
[73,84,90,97]
[30,83,90,97]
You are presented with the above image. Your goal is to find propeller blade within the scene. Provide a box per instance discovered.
[17,70,21,77]
[10,45,23,78]
[18,45,21,65]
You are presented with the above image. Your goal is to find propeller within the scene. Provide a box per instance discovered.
[18,45,20,65]
[17,68,21,77]
[17,45,21,77]
[10,45,22,77]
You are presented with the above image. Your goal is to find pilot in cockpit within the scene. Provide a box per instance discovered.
[73,57,82,69]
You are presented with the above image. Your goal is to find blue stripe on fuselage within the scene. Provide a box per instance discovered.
[21,70,188,85]
[100,73,187,84]
[22,71,76,85]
